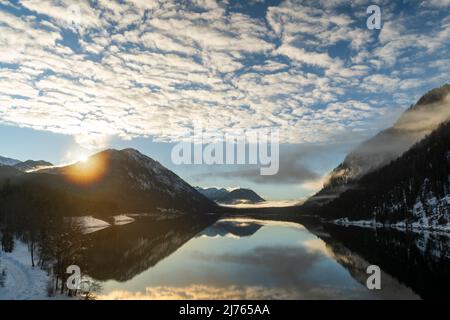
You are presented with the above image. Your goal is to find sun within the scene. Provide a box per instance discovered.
[79,155,89,163]
[65,152,108,186]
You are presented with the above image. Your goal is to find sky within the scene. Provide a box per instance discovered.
[0,0,449,200]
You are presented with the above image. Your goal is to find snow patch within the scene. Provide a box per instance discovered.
[69,216,111,234]
[113,215,135,226]
[331,218,450,259]
[332,218,450,234]
[333,218,383,228]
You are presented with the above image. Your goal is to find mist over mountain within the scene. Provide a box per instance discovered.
[307,84,450,205]
[317,120,450,229]
[0,156,53,172]
[13,160,53,172]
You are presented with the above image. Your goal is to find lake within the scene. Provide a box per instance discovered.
[78,215,449,300]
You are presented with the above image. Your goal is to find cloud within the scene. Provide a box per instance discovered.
[206,155,319,185]
[190,245,327,286]
[0,0,448,150]
[421,0,450,8]
[96,284,311,300]
[193,144,325,185]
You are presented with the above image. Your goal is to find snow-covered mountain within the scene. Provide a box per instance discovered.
[317,120,450,231]
[195,187,229,201]
[218,188,265,204]
[0,156,53,172]
[13,160,53,172]
[4,148,216,216]
[196,186,265,204]
[307,84,450,205]
[0,155,21,166]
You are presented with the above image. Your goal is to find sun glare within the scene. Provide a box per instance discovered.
[63,152,109,186]
[79,155,89,163]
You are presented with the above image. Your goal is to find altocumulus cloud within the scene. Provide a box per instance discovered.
[0,0,449,149]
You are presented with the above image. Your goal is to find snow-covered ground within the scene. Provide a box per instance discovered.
[331,218,450,259]
[69,216,111,234]
[332,217,450,233]
[332,182,450,234]
[0,240,50,300]
[332,218,383,229]
[410,193,450,231]
[113,215,135,226]
[68,215,138,233]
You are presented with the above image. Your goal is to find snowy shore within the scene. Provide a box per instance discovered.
[0,240,54,300]
[331,217,450,235]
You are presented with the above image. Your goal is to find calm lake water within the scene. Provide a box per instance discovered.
[80,215,449,300]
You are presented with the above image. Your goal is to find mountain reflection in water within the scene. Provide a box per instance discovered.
[78,215,448,300]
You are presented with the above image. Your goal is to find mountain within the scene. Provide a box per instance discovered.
[0,156,53,172]
[13,160,53,172]
[200,219,263,238]
[196,186,265,204]
[0,165,23,179]
[317,120,450,230]
[307,84,450,206]
[0,155,21,166]
[218,188,265,204]
[195,187,229,201]
[1,148,216,216]
[315,223,450,299]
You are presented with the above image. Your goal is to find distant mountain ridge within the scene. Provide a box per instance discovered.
[196,186,265,204]
[0,156,53,172]
[219,188,265,204]
[195,187,229,201]
[201,219,263,238]
[14,160,53,172]
[0,155,21,166]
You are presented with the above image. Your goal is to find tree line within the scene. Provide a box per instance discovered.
[0,180,94,298]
